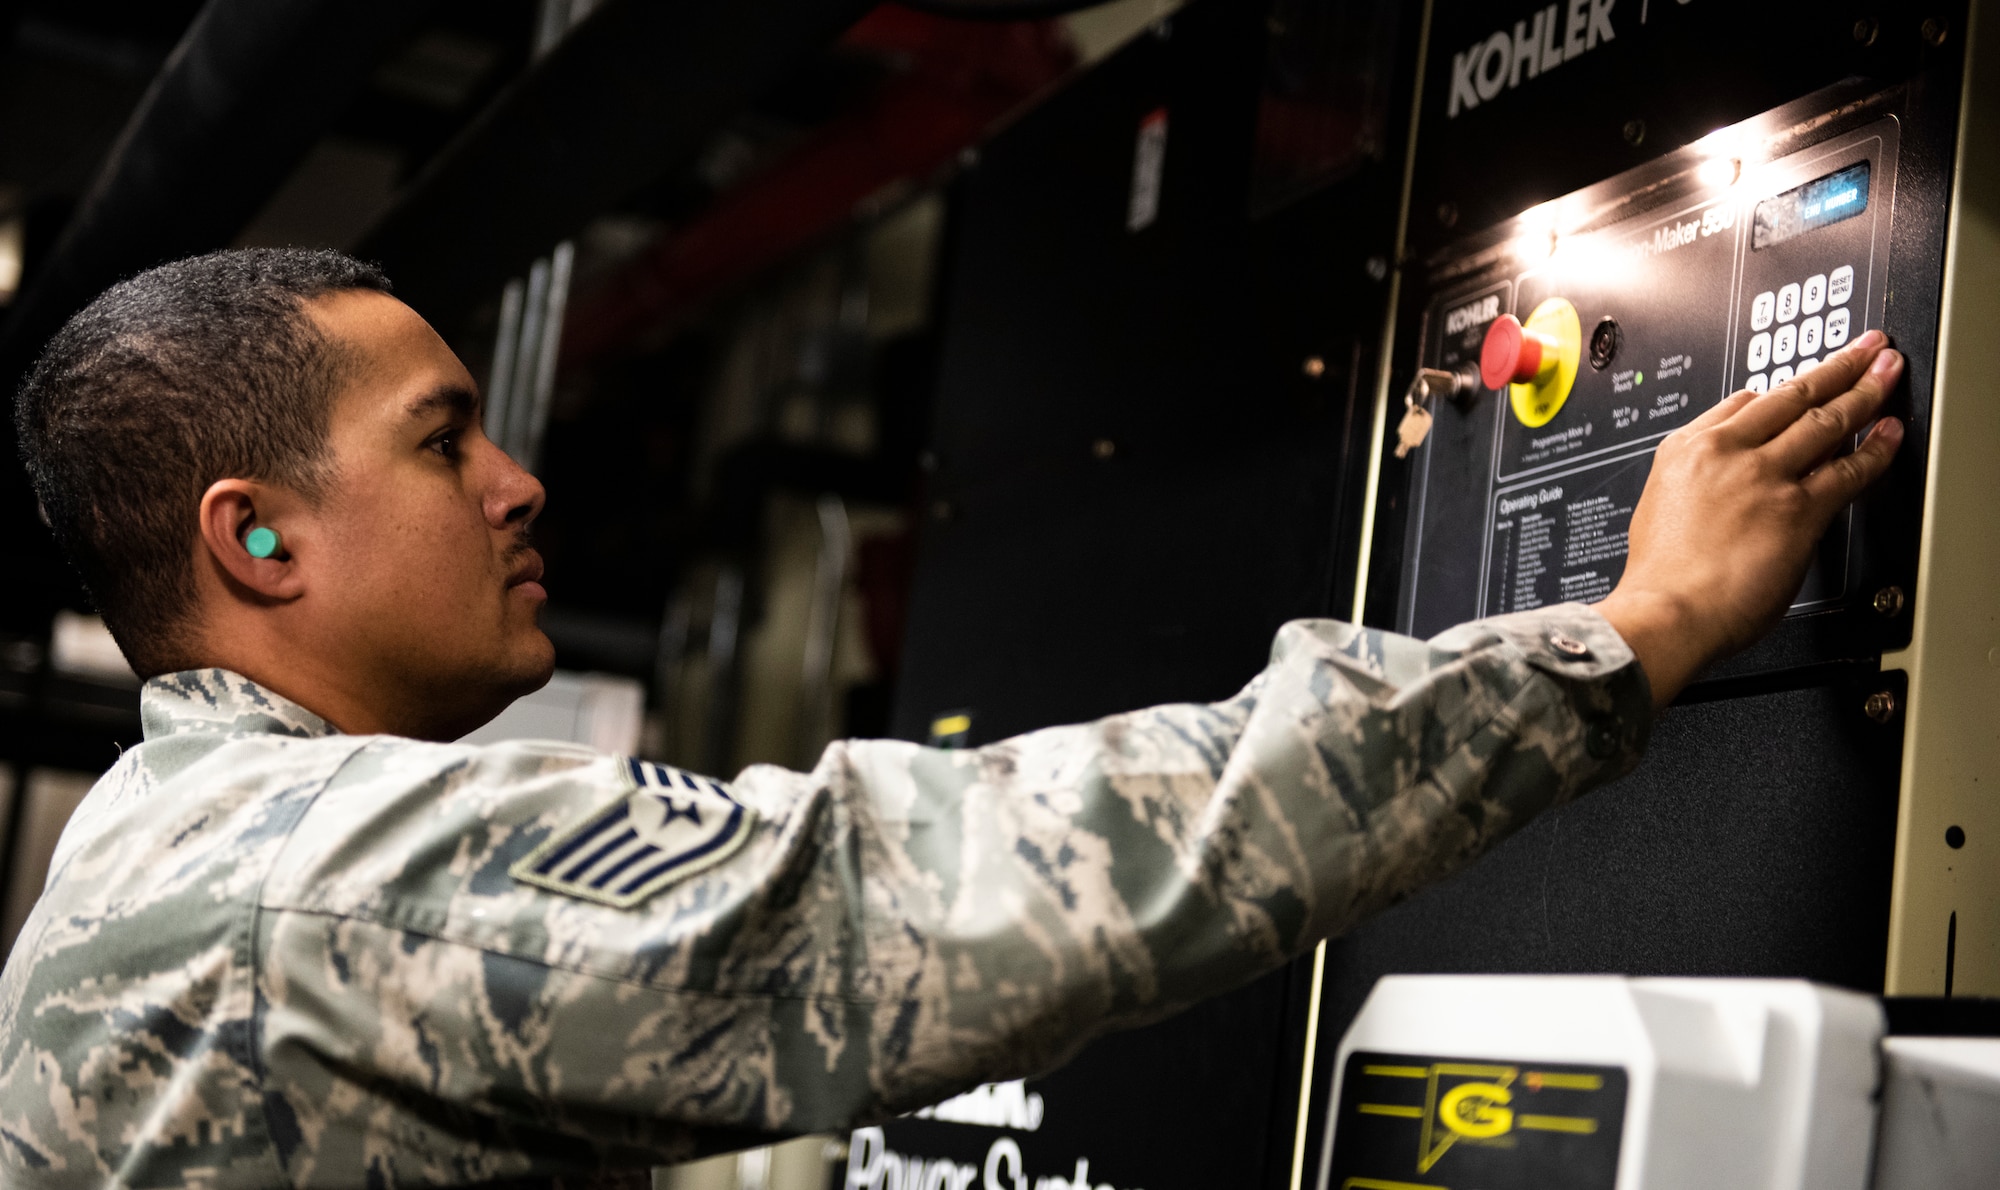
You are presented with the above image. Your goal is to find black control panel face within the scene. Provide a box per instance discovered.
[1398,120,1896,640]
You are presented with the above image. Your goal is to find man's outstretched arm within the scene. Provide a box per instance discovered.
[253,335,1900,1175]
[257,599,1646,1175]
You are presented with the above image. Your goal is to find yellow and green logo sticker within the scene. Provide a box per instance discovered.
[1326,1051,1625,1190]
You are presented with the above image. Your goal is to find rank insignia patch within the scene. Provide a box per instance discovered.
[511,759,753,908]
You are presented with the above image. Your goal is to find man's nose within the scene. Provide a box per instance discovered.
[486,442,547,529]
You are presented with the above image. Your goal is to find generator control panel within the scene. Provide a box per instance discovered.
[1395,114,1905,659]
[1308,7,1997,1188]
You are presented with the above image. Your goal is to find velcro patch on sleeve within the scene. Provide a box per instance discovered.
[510,759,754,908]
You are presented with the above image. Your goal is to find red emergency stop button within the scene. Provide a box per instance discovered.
[1480,314,1553,389]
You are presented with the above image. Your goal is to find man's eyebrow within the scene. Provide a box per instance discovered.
[402,384,480,423]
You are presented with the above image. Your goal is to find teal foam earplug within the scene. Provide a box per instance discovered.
[245,526,281,559]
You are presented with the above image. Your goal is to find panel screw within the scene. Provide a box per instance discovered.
[1365,256,1389,281]
[1437,202,1459,228]
[1872,586,1906,616]
[1922,17,1949,46]
[1853,17,1879,45]
[930,499,955,522]
[1091,438,1117,459]
[1622,119,1647,146]
[1864,690,1899,722]
[1303,356,1327,379]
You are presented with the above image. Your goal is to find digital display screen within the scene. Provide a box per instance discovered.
[1753,161,1871,250]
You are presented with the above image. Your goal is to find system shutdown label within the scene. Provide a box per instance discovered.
[1324,1051,1627,1190]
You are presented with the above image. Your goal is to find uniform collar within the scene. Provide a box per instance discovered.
[141,669,340,741]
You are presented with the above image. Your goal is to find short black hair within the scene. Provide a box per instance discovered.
[14,248,392,677]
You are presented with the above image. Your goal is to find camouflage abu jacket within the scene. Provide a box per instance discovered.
[0,604,1650,1188]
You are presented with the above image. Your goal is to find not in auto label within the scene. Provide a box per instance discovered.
[1324,1051,1627,1190]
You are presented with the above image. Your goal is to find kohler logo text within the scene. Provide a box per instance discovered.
[1448,0,1618,119]
[1445,295,1500,334]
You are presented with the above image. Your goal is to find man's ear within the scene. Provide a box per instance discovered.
[197,479,307,601]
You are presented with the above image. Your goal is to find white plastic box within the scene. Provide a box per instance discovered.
[1316,975,1884,1190]
[1871,1036,2000,1188]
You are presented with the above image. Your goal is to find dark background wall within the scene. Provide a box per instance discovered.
[879,2,1411,1185]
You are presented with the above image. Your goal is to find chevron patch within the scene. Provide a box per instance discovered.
[511,759,753,908]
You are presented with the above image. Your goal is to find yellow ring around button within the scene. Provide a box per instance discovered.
[1509,297,1583,428]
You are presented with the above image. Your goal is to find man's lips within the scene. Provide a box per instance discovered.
[507,550,545,590]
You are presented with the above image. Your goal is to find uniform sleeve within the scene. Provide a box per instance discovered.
[253,602,1650,1179]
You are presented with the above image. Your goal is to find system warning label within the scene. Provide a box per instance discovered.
[1324,1050,1627,1190]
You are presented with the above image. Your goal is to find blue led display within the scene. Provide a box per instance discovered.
[1752,161,1872,251]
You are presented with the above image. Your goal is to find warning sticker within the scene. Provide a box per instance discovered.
[1323,1051,1626,1190]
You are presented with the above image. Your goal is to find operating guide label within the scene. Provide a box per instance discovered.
[1486,454,1647,614]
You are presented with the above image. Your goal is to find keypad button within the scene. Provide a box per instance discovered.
[1824,306,1852,348]
[1771,364,1796,385]
[1829,264,1855,306]
[1800,314,1823,357]
[1797,357,1820,375]
[1801,273,1827,315]
[1777,283,1801,323]
[1747,331,1772,371]
[1751,291,1776,331]
[1747,372,1769,393]
[1773,322,1797,365]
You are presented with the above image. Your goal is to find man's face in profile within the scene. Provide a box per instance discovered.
[295,289,554,738]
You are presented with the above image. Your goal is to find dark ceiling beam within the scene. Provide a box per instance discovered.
[0,0,440,385]
[353,0,879,330]
[0,0,439,590]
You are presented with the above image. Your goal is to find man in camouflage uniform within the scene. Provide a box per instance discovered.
[0,250,1905,1187]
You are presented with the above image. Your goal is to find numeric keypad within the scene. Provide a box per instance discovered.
[1746,263,1856,393]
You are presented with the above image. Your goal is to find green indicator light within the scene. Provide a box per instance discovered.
[1635,371,1645,385]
